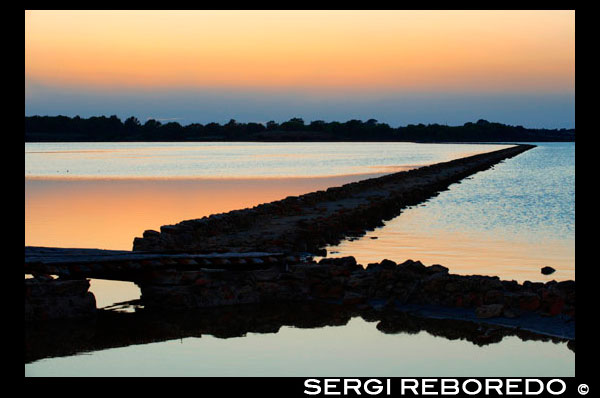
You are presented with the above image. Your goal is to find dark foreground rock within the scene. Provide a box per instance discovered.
[137,256,575,324]
[25,252,574,331]
[25,277,96,322]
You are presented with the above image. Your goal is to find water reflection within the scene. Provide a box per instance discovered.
[324,143,575,283]
[25,174,384,250]
[89,279,141,308]
[25,142,507,179]
[25,301,573,368]
[25,142,575,377]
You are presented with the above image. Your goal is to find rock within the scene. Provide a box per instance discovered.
[426,264,449,275]
[314,248,327,257]
[475,276,503,292]
[318,256,357,268]
[398,259,425,272]
[454,294,464,307]
[142,229,160,238]
[366,262,380,271]
[562,305,575,318]
[518,292,541,311]
[541,291,566,316]
[366,259,396,272]
[342,291,366,305]
[475,304,504,319]
[502,307,519,318]
[444,278,470,293]
[501,280,520,291]
[541,266,556,275]
[523,281,544,291]
[194,278,210,286]
[380,259,397,268]
[463,292,483,307]
[484,289,504,304]
[251,267,281,281]
[557,280,575,291]
[311,283,344,300]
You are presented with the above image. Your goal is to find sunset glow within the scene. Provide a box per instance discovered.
[26,10,574,94]
[24,10,576,378]
[25,10,575,128]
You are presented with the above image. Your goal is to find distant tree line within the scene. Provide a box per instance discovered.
[25,115,575,142]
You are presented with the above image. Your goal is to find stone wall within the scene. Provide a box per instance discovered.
[133,145,535,254]
[137,256,575,321]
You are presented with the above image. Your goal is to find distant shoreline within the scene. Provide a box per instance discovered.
[25,115,575,143]
[25,139,574,143]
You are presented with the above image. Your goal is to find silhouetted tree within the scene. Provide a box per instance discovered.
[24,115,575,142]
[266,121,279,130]
[124,116,141,132]
[280,117,305,131]
[144,119,162,130]
[309,120,327,131]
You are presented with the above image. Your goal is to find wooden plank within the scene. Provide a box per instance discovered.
[25,246,284,265]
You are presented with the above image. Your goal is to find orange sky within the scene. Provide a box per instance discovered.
[25,10,574,94]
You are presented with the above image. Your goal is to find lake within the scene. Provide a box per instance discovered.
[24,141,574,376]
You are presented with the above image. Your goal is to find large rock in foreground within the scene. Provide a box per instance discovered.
[136,256,575,323]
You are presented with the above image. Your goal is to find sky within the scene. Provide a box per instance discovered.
[25,10,575,128]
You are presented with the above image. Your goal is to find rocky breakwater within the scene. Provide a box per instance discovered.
[132,145,535,255]
[138,256,575,329]
[25,276,96,322]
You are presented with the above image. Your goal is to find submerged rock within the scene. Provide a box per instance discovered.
[475,304,504,319]
[541,266,556,275]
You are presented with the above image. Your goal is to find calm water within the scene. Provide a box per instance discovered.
[324,142,575,283]
[24,141,574,376]
[25,317,573,377]
[25,142,509,251]
[25,142,507,179]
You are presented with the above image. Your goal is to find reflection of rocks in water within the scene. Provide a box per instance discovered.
[25,300,573,364]
[374,311,571,349]
[25,318,98,362]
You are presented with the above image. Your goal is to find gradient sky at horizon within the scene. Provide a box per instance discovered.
[25,10,575,128]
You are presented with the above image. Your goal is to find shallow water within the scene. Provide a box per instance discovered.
[25,142,507,179]
[24,315,573,377]
[25,175,384,251]
[323,143,574,283]
[24,141,574,376]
